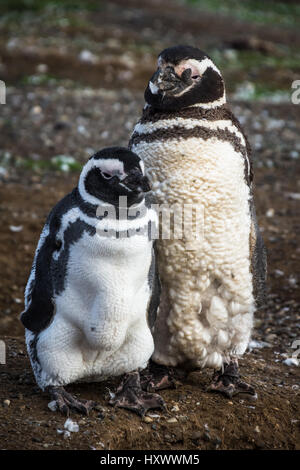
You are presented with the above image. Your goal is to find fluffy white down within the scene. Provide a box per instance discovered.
[25,208,156,390]
[131,129,255,369]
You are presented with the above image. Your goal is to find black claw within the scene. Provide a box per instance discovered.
[109,371,166,416]
[48,386,98,415]
[207,360,257,401]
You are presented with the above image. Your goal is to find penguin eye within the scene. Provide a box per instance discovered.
[178,64,201,81]
[101,171,113,180]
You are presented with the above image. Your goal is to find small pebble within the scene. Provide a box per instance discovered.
[191,431,201,440]
[31,105,42,115]
[94,405,105,413]
[265,334,277,342]
[167,417,178,423]
[143,416,153,423]
[266,208,274,217]
[36,63,48,74]
[147,413,160,419]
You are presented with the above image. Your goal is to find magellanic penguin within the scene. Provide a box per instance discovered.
[129,45,267,398]
[21,147,166,416]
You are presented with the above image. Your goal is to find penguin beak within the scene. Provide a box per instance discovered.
[150,66,188,94]
[150,67,176,92]
[122,171,151,193]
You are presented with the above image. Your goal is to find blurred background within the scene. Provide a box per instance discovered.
[2,0,299,330]
[1,0,300,350]
[0,0,299,450]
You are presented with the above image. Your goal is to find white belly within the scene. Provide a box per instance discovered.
[132,136,254,369]
[27,231,154,389]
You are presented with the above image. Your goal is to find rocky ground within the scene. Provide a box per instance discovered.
[0,0,299,450]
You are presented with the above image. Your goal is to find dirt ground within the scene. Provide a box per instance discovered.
[0,0,299,450]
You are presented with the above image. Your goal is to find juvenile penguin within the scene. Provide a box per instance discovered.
[21,147,165,416]
[129,45,267,398]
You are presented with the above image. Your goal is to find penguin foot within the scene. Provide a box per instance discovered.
[109,371,166,417]
[207,360,257,401]
[48,386,97,416]
[140,361,176,392]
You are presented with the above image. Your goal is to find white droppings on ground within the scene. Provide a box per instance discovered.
[64,418,79,433]
[147,413,161,419]
[47,400,57,412]
[57,428,71,439]
[248,340,271,351]
[283,358,299,367]
[285,192,300,201]
[274,269,284,277]
[9,225,23,232]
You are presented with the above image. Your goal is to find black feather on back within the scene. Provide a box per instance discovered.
[21,202,64,334]
[21,190,95,333]
[21,223,57,333]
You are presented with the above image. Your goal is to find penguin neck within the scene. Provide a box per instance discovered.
[74,187,100,218]
[144,90,227,116]
[189,91,227,110]
[74,187,146,220]
[141,99,229,122]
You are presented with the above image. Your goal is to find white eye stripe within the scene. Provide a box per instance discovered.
[95,158,125,176]
[183,58,221,77]
[79,157,126,205]
[176,62,201,78]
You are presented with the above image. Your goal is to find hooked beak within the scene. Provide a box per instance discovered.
[150,67,177,93]
[122,171,151,193]
[149,66,192,95]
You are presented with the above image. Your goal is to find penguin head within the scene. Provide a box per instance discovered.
[145,45,225,111]
[78,147,150,207]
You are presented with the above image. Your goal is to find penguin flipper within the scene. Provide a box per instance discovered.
[147,241,161,330]
[250,202,267,307]
[21,290,54,334]
[21,217,60,333]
